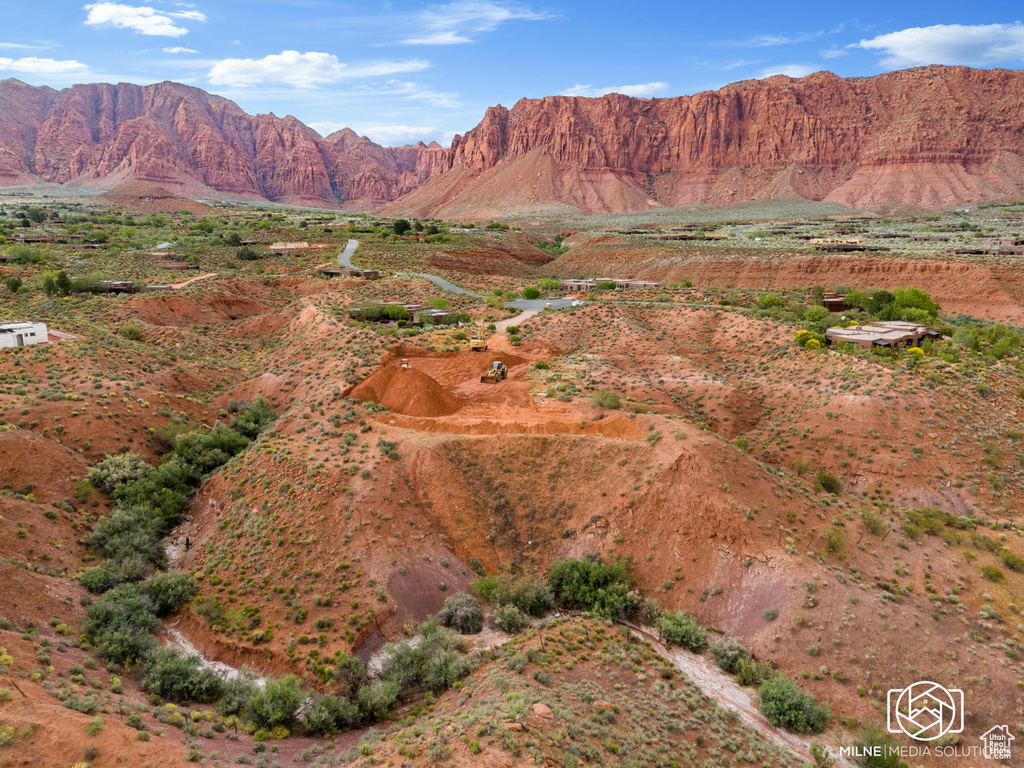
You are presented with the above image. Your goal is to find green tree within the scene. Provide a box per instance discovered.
[5,276,21,294]
[522,286,541,300]
[757,675,828,733]
[245,675,304,729]
[392,219,411,235]
[655,611,707,651]
[437,592,483,634]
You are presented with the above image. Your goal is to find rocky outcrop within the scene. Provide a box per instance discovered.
[389,66,1024,217]
[0,79,438,208]
[3,66,1024,213]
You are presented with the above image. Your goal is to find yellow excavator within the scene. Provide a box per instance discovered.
[470,321,488,351]
[481,360,508,383]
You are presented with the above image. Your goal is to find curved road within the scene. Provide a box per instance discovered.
[338,239,580,313]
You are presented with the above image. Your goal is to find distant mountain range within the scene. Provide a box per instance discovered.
[2,65,1024,216]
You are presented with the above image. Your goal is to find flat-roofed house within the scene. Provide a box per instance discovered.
[0,321,48,348]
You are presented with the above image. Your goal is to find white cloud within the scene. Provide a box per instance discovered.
[400,1,551,45]
[561,82,669,98]
[83,3,207,37]
[819,48,847,59]
[0,42,47,51]
[207,51,429,88]
[0,56,90,75]
[854,22,1024,67]
[310,122,441,145]
[163,46,197,54]
[757,64,817,79]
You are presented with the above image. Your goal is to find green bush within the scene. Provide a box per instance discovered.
[547,557,639,620]
[436,592,483,634]
[854,726,908,768]
[655,611,706,652]
[356,680,400,721]
[301,693,360,735]
[142,648,223,703]
[590,390,621,410]
[139,572,198,616]
[215,672,260,717]
[245,675,304,729]
[493,604,529,634]
[522,286,541,300]
[84,584,159,666]
[824,526,846,554]
[711,641,751,674]
[757,675,828,733]
[119,325,144,341]
[380,619,473,693]
[980,565,1005,582]
[1000,548,1024,573]
[471,574,553,617]
[816,470,842,494]
[87,452,152,494]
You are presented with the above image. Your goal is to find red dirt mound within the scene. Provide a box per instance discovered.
[100,179,215,215]
[350,364,462,417]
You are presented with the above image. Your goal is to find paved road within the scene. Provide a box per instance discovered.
[338,239,583,314]
[338,238,359,267]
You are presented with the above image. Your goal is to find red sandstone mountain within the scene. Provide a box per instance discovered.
[0,79,428,208]
[390,66,1024,217]
[2,66,1024,213]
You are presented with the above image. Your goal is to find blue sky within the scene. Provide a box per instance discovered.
[1,1,1023,146]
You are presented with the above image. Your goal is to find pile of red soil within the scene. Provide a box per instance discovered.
[350,365,462,417]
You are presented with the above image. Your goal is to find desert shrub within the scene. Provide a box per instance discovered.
[595,280,616,291]
[5,276,22,294]
[436,592,483,634]
[492,604,529,634]
[547,557,640,620]
[656,611,706,652]
[980,565,1005,582]
[245,675,304,729]
[854,726,908,768]
[862,511,886,536]
[142,648,223,703]
[756,292,784,310]
[816,470,841,494]
[83,584,159,666]
[1000,548,1024,573]
[139,572,198,616]
[380,619,473,694]
[711,641,751,674]
[590,390,621,410]
[119,325,144,341]
[357,680,400,721]
[471,574,553,617]
[824,526,846,554]
[236,246,261,260]
[87,452,152,494]
[301,693,360,735]
[757,675,828,733]
[215,671,260,717]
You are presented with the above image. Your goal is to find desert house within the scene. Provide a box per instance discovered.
[0,321,48,348]
[824,320,941,350]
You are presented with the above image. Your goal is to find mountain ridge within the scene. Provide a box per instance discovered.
[3,66,1024,214]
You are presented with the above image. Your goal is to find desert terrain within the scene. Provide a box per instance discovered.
[0,186,1022,768]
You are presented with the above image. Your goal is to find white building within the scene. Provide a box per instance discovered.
[0,322,49,349]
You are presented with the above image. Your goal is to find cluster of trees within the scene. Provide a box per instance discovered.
[81,400,276,669]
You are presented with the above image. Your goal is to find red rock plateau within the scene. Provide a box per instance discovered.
[4,65,1024,214]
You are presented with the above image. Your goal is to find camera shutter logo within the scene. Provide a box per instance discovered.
[886,681,964,741]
